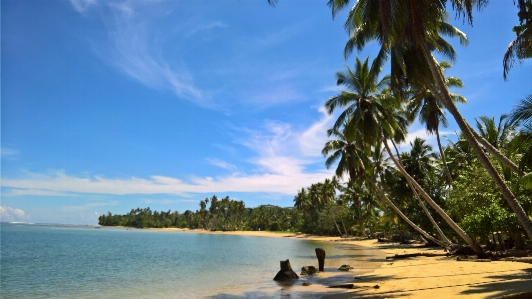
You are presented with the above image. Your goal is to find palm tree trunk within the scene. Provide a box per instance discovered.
[331,209,343,236]
[363,173,446,247]
[341,218,349,237]
[391,140,452,245]
[383,139,483,253]
[467,123,521,174]
[435,126,453,184]
[421,44,532,239]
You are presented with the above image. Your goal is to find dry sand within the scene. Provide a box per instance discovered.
[152,228,532,298]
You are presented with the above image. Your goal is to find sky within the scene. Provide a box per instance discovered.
[1,0,531,225]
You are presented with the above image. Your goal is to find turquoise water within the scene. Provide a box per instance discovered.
[1,223,386,298]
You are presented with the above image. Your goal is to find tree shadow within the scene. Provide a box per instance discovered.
[458,267,532,298]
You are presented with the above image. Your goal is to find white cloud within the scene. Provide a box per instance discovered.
[0,170,332,196]
[70,0,97,13]
[207,158,237,171]
[1,107,336,197]
[73,1,215,108]
[186,21,228,37]
[1,147,18,158]
[0,206,27,222]
[299,107,334,157]
[2,189,73,197]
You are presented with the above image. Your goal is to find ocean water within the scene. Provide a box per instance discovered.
[1,223,386,298]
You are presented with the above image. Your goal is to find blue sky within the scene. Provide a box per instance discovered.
[1,0,530,225]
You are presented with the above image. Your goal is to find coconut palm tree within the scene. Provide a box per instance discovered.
[503,0,532,80]
[329,0,532,239]
[326,56,466,249]
[406,61,466,184]
[398,139,453,245]
[475,115,516,151]
[326,69,480,252]
[323,127,362,183]
[509,95,532,176]
[323,123,445,245]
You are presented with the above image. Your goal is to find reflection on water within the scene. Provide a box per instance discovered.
[1,223,386,299]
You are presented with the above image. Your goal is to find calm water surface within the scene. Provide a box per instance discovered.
[1,223,386,298]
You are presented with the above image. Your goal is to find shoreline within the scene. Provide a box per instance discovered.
[155,228,532,299]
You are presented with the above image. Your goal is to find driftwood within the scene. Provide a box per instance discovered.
[502,257,532,264]
[328,284,355,289]
[456,257,492,262]
[386,252,449,259]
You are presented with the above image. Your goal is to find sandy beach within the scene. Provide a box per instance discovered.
[154,228,532,299]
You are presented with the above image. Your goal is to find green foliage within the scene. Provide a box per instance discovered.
[460,203,521,242]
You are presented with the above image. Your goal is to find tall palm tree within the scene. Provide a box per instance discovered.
[329,0,532,239]
[406,61,466,184]
[325,59,481,252]
[503,0,532,80]
[323,124,445,245]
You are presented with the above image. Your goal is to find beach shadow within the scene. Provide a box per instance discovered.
[458,267,532,298]
[293,253,386,260]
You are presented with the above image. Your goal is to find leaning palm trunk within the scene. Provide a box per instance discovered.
[421,44,532,239]
[330,209,343,237]
[341,218,349,237]
[363,173,446,247]
[391,140,452,245]
[467,123,521,175]
[436,126,453,185]
[383,139,483,253]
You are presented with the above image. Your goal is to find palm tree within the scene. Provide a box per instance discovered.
[475,115,516,151]
[329,0,532,239]
[293,188,310,212]
[503,0,532,80]
[509,95,532,175]
[400,138,453,245]
[321,178,347,236]
[325,55,390,140]
[325,58,481,252]
[323,127,361,183]
[406,61,466,184]
[323,124,445,245]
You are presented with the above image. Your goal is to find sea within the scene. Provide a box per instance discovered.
[0,223,386,298]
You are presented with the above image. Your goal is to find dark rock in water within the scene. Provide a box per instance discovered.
[302,282,311,286]
[273,259,299,281]
[300,266,318,275]
[315,248,326,272]
[338,264,353,271]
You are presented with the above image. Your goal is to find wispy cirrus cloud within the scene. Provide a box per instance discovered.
[1,147,18,158]
[207,158,238,172]
[72,1,220,108]
[185,21,228,37]
[70,0,97,13]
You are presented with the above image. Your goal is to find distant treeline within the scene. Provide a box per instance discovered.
[98,195,304,232]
